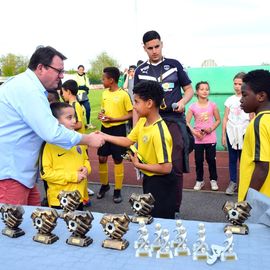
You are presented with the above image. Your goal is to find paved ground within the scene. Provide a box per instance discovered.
[85,183,238,222]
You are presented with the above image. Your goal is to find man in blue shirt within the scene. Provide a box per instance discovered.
[134,30,194,216]
[0,46,104,206]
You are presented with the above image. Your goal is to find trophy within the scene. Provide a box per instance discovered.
[222,201,252,234]
[0,204,25,238]
[192,223,209,261]
[151,223,162,252]
[129,193,155,224]
[156,229,173,259]
[134,220,147,248]
[100,213,130,250]
[63,210,94,247]
[173,225,191,256]
[135,227,152,257]
[58,190,82,214]
[31,208,59,244]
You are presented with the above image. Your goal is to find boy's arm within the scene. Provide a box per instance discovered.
[103,133,134,148]
[100,110,133,123]
[130,153,172,174]
[249,161,269,192]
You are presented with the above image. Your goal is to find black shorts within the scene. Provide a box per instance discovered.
[143,172,177,219]
[97,124,127,161]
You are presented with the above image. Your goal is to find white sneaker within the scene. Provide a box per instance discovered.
[226,181,237,195]
[88,188,95,196]
[193,181,205,191]
[210,180,219,191]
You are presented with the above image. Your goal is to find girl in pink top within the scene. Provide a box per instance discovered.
[186,81,221,191]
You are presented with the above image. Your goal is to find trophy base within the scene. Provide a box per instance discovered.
[136,249,152,257]
[2,227,25,238]
[66,236,93,247]
[33,233,59,244]
[192,252,208,261]
[131,215,153,224]
[221,252,238,261]
[102,238,129,250]
[224,224,249,235]
[174,247,191,256]
[151,244,161,252]
[156,250,173,259]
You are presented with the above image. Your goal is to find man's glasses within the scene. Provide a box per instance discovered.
[45,65,65,75]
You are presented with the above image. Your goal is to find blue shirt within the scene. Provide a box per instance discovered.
[0,69,82,188]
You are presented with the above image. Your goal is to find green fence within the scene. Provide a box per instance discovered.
[186,65,270,150]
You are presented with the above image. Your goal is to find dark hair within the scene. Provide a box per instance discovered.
[137,60,144,67]
[143,30,161,44]
[233,72,246,80]
[129,65,137,70]
[195,81,210,91]
[243,69,270,100]
[50,102,72,119]
[77,65,85,70]
[28,46,67,70]
[47,90,60,103]
[133,81,164,107]
[103,67,120,83]
[62,79,78,96]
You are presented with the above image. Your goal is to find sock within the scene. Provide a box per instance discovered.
[99,163,108,185]
[114,163,124,190]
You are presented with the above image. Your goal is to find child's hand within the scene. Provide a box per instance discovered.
[221,136,227,149]
[193,130,205,140]
[129,152,140,168]
[79,166,88,178]
[203,127,212,134]
[77,172,85,183]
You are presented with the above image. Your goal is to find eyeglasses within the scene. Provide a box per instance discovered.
[45,64,65,75]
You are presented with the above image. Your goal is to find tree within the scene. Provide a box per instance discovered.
[0,53,29,76]
[88,52,119,84]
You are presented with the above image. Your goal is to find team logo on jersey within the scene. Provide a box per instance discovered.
[162,82,174,91]
[142,135,148,143]
[141,66,149,74]
[76,146,82,154]
[113,96,120,102]
[164,65,170,71]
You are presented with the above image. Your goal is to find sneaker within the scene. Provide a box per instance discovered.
[226,181,237,195]
[97,184,110,199]
[210,180,219,191]
[193,181,205,191]
[87,188,95,196]
[113,189,122,203]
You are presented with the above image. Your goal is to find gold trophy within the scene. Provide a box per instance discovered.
[222,201,252,235]
[58,190,82,214]
[100,213,130,250]
[31,208,59,244]
[63,210,94,247]
[129,193,155,224]
[0,204,25,238]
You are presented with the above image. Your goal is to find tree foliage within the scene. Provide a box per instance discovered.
[88,52,119,83]
[0,53,29,76]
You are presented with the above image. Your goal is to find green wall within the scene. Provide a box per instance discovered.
[186,65,270,150]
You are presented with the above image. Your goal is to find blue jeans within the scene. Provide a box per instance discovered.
[226,133,241,183]
[80,100,91,125]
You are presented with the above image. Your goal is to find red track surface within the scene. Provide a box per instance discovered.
[88,148,234,192]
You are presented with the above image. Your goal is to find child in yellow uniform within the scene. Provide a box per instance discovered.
[101,80,177,219]
[40,102,91,210]
[97,67,133,203]
[238,69,270,201]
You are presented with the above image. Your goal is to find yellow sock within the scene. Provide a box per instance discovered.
[99,163,108,185]
[114,163,124,190]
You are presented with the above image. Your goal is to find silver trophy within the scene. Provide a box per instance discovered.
[223,201,252,234]
[135,227,152,257]
[63,210,94,247]
[151,223,162,252]
[172,224,190,256]
[156,229,173,259]
[31,208,59,244]
[134,220,147,248]
[192,223,209,261]
[0,204,25,238]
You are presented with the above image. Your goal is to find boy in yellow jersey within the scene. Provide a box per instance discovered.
[238,69,270,201]
[97,67,133,203]
[62,80,86,134]
[40,102,91,210]
[101,80,177,219]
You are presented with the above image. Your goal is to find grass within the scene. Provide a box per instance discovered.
[87,89,104,133]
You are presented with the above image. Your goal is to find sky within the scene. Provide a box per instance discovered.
[1,0,270,71]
